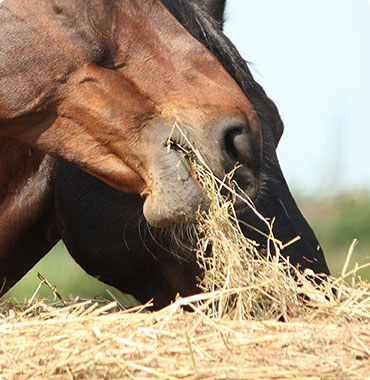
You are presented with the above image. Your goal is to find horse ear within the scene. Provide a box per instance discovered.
[191,0,226,29]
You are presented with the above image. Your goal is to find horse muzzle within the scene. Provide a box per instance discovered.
[140,116,262,228]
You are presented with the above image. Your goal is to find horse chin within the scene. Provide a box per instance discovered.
[142,198,180,228]
[142,182,206,228]
[141,160,209,229]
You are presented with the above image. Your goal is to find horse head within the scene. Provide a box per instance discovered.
[0,0,262,228]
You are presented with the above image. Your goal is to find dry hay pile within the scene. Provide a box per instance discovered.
[0,297,369,380]
[1,124,370,379]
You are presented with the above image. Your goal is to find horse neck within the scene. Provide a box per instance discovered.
[0,138,58,293]
[0,138,54,205]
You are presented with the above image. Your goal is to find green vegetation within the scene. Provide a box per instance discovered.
[5,242,137,305]
[4,192,370,303]
[300,191,370,280]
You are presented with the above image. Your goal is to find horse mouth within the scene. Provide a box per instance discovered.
[167,136,259,210]
[139,136,203,228]
[140,133,259,229]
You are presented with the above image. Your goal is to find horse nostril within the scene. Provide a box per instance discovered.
[221,122,261,200]
[224,126,254,166]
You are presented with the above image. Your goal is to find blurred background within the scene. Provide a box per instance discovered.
[5,0,370,302]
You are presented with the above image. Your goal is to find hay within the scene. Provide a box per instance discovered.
[0,297,369,379]
[192,165,370,322]
[1,123,369,379]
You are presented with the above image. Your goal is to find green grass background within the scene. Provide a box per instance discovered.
[300,192,370,280]
[4,192,370,303]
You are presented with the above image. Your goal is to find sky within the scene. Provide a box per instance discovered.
[224,0,370,195]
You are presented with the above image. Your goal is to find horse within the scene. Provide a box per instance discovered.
[0,0,330,309]
[0,0,262,293]
[52,0,330,309]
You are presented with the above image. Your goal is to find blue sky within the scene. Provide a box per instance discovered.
[224,0,370,195]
